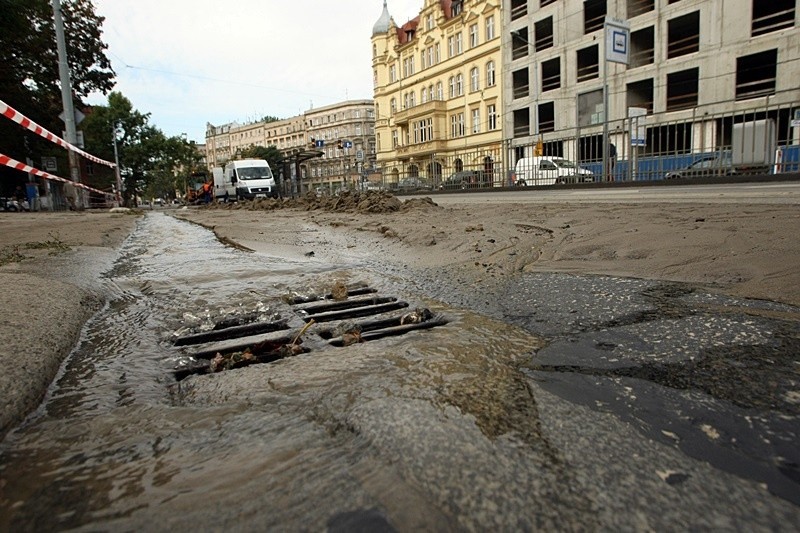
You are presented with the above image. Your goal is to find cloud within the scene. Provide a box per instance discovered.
[86,0,424,143]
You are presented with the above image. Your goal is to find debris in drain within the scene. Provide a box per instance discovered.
[298,298,409,323]
[283,283,376,304]
[400,308,433,324]
[331,280,348,300]
[316,308,447,347]
[173,321,315,381]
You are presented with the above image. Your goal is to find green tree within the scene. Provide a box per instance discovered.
[82,92,200,206]
[238,145,284,174]
[0,0,114,190]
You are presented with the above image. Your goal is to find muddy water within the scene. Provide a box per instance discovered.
[0,213,567,531]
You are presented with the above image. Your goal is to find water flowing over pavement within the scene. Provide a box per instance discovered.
[1,211,799,531]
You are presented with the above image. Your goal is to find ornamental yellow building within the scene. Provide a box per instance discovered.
[371,0,505,189]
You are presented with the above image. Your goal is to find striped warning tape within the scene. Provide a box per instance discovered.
[0,153,107,196]
[0,99,116,168]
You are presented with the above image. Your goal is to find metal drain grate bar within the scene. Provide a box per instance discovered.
[328,316,449,346]
[295,295,397,315]
[173,319,290,346]
[301,301,409,323]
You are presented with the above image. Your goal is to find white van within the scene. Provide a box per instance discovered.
[513,156,595,186]
[215,159,278,201]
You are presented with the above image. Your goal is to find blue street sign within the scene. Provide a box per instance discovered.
[343,140,353,149]
[315,140,324,148]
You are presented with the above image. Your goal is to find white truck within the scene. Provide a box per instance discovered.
[213,159,278,201]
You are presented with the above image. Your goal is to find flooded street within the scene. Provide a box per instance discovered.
[1,211,799,531]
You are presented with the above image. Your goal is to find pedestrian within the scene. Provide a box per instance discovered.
[607,142,617,181]
[202,181,212,204]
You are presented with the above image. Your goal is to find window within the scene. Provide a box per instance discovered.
[448,36,455,57]
[421,88,427,104]
[455,73,464,96]
[472,108,481,133]
[426,13,434,31]
[736,49,778,100]
[470,67,480,92]
[667,11,700,59]
[627,0,654,17]
[584,0,607,34]
[512,28,529,60]
[469,23,479,48]
[666,67,699,111]
[513,108,530,137]
[752,0,795,36]
[511,0,527,20]
[577,88,604,126]
[456,32,463,54]
[538,102,555,133]
[512,68,530,99]
[627,78,654,113]
[450,113,465,137]
[413,118,433,143]
[390,98,397,113]
[486,15,495,40]
[389,65,397,82]
[535,16,554,51]
[429,84,435,101]
[541,57,561,91]
[577,45,599,82]
[421,50,426,69]
[409,92,416,107]
[436,82,443,99]
[452,0,463,16]
[486,61,496,86]
[449,76,456,98]
[630,26,655,68]
[487,104,497,130]
[392,130,398,148]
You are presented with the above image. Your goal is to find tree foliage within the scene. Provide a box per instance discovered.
[237,145,284,176]
[0,0,115,190]
[81,92,202,205]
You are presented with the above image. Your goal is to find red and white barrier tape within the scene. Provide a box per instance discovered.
[0,153,107,196]
[0,99,116,168]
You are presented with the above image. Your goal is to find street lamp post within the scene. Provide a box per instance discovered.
[112,122,123,206]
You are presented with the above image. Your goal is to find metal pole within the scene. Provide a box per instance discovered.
[602,20,609,183]
[112,123,123,206]
[52,0,82,209]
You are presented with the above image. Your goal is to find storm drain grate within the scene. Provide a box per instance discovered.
[172,283,448,381]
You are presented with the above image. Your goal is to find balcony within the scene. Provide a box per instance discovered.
[394,99,447,126]
[396,139,448,158]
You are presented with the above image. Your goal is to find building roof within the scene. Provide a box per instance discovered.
[372,1,392,35]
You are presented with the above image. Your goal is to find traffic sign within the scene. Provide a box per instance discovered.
[314,139,324,148]
[343,140,353,149]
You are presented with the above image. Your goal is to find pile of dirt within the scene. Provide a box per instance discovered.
[207,190,439,215]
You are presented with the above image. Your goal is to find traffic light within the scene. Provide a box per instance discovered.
[337,140,343,149]
[309,137,315,148]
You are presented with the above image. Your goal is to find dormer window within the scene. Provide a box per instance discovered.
[405,29,415,40]
[452,0,463,16]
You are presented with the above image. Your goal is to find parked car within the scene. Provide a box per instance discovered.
[513,156,595,186]
[440,170,489,190]
[664,154,736,179]
[397,177,431,191]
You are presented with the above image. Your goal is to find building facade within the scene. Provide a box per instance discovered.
[303,99,377,193]
[372,0,505,188]
[205,101,376,194]
[504,0,800,178]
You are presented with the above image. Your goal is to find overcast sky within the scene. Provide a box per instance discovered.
[86,1,423,144]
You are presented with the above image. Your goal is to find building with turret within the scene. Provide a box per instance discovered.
[372,0,505,188]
